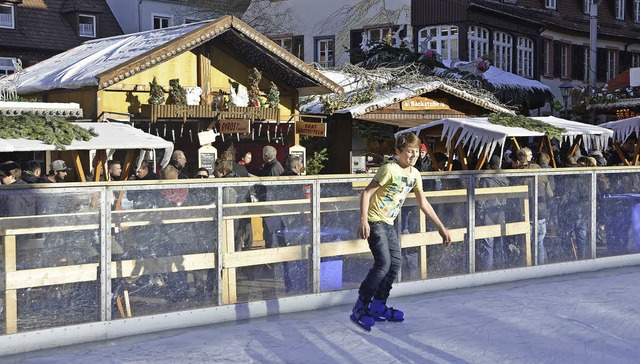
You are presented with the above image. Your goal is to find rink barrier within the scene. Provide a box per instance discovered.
[1,168,639,355]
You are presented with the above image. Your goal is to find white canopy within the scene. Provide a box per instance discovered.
[0,122,174,167]
[397,116,613,159]
[600,116,640,143]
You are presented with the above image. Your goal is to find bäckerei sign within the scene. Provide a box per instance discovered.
[295,120,327,137]
[401,97,449,110]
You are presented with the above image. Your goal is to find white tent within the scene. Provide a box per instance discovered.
[600,116,640,143]
[397,116,613,168]
[0,121,174,178]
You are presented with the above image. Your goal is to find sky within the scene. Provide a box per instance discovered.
[3,265,640,363]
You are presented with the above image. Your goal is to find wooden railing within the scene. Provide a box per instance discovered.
[1,183,530,334]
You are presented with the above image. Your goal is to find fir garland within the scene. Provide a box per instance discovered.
[0,113,97,150]
[488,113,565,140]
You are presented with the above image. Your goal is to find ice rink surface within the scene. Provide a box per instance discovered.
[4,265,640,363]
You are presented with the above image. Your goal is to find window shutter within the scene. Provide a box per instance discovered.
[552,41,562,78]
[291,35,304,61]
[571,44,584,81]
[596,48,606,82]
[619,50,631,72]
[350,28,364,64]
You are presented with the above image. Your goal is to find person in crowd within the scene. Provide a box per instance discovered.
[222,150,249,177]
[170,150,189,179]
[351,132,450,331]
[475,155,509,271]
[128,160,159,209]
[22,160,42,183]
[589,149,607,166]
[258,145,284,177]
[537,152,552,169]
[556,153,589,260]
[413,144,431,172]
[257,145,284,250]
[511,150,553,265]
[40,160,71,183]
[108,160,122,181]
[238,150,252,167]
[194,167,210,179]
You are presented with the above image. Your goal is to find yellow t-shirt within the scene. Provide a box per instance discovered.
[367,162,422,225]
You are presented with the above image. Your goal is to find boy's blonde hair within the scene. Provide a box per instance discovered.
[395,132,421,151]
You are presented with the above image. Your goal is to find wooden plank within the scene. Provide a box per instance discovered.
[420,245,427,280]
[4,235,17,334]
[223,244,311,268]
[222,219,235,304]
[613,141,631,167]
[71,150,87,183]
[110,253,216,278]
[6,264,99,290]
[569,135,583,157]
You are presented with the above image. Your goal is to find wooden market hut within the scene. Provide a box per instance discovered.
[399,116,613,170]
[600,116,640,166]
[302,77,515,174]
[14,16,342,174]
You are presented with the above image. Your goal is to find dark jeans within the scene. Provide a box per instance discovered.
[358,221,401,301]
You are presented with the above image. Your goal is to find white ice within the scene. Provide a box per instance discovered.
[3,266,640,363]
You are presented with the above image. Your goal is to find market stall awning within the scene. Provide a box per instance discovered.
[600,116,640,143]
[398,116,612,162]
[0,122,173,165]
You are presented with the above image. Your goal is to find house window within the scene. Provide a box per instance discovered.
[314,36,334,67]
[545,0,556,10]
[418,25,459,60]
[366,27,392,44]
[616,0,625,20]
[0,57,16,76]
[635,0,640,22]
[583,48,591,82]
[493,31,512,72]
[632,53,640,68]
[607,50,618,81]
[516,37,534,78]
[560,43,569,78]
[153,15,170,29]
[543,39,552,76]
[0,4,14,29]
[584,0,592,14]
[271,36,293,53]
[468,26,489,61]
[79,14,96,38]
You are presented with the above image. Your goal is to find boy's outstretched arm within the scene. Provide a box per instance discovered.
[358,180,380,240]
[414,189,452,246]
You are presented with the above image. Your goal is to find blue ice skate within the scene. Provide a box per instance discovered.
[350,296,375,331]
[370,298,404,322]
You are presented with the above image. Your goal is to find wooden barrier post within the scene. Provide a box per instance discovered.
[3,235,17,334]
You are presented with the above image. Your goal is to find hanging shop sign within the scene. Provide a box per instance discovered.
[295,120,327,137]
[220,119,251,134]
[401,97,450,111]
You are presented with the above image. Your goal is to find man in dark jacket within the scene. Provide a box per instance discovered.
[21,160,42,184]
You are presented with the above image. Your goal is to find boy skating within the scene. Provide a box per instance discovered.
[351,132,451,331]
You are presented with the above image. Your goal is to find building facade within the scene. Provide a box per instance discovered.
[411,0,640,113]
[0,0,123,75]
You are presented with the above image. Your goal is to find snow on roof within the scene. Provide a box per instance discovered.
[16,22,208,94]
[440,60,552,92]
[301,70,514,117]
[0,122,174,167]
[600,116,640,143]
[397,116,612,159]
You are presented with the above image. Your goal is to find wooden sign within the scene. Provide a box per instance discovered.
[220,119,251,134]
[401,97,449,110]
[295,120,327,137]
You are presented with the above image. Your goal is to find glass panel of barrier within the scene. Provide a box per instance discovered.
[1,188,102,334]
[550,172,592,263]
[225,181,313,303]
[110,183,218,318]
[320,180,363,292]
[597,171,640,257]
